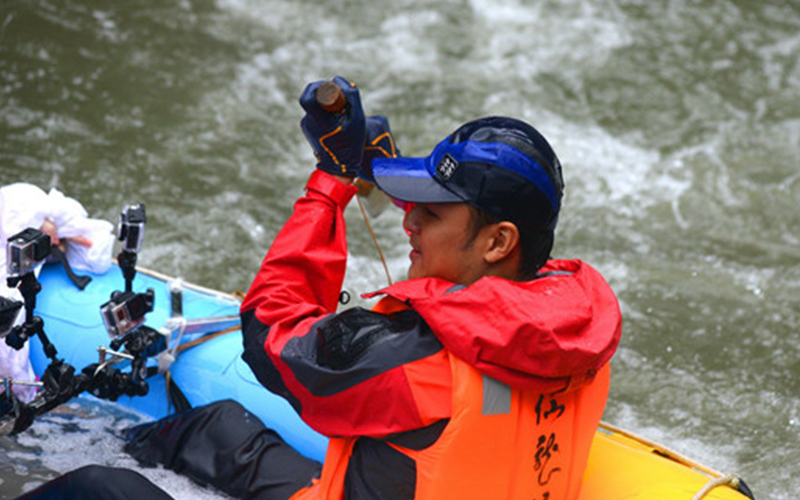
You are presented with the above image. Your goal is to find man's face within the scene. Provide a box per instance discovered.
[402,202,488,285]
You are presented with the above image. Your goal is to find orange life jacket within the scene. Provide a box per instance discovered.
[291,296,611,500]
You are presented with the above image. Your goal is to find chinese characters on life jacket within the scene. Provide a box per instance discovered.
[533,394,566,500]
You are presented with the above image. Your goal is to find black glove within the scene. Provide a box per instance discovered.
[299,76,366,177]
[359,115,401,182]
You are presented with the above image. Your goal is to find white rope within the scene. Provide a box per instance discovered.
[690,473,741,500]
[356,194,393,287]
[93,346,134,376]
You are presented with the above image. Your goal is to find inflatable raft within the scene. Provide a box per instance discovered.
[27,262,755,500]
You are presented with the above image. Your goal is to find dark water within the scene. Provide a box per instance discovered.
[2,0,799,498]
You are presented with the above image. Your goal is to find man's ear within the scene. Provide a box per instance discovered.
[484,222,520,264]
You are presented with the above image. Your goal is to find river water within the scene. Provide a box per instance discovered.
[1,0,799,498]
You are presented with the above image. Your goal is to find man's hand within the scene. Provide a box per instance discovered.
[40,219,60,246]
[299,76,366,178]
[360,115,400,182]
[40,219,93,251]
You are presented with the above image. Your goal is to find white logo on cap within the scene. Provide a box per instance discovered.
[436,154,458,180]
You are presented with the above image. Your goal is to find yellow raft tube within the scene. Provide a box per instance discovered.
[580,422,755,500]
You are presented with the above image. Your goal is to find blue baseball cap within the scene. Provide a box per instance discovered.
[372,116,564,231]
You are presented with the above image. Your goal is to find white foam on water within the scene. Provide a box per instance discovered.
[610,402,742,477]
[374,11,448,79]
[468,0,632,78]
[756,26,800,92]
[8,397,230,499]
[212,0,635,103]
[532,110,691,218]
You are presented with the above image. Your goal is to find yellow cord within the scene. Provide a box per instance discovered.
[356,194,393,287]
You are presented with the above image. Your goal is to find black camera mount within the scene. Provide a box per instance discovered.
[1,206,167,436]
[5,229,59,361]
[83,324,165,402]
[0,229,80,435]
[0,357,91,436]
[117,204,146,293]
[86,202,160,402]
[5,273,57,359]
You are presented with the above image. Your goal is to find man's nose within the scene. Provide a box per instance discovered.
[402,204,419,236]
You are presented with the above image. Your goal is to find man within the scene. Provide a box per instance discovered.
[237,76,622,499]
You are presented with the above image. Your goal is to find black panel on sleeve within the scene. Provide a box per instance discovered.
[282,307,443,397]
[240,308,302,413]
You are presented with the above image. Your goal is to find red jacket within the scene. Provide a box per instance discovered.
[241,169,621,436]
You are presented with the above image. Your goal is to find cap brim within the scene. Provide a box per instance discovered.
[372,157,463,204]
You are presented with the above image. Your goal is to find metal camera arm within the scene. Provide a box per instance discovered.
[5,229,59,360]
[83,324,165,401]
[116,203,146,293]
[0,228,83,435]
[0,359,89,436]
[0,212,165,435]
[117,249,138,294]
[5,273,59,360]
[82,203,156,401]
[0,321,167,435]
